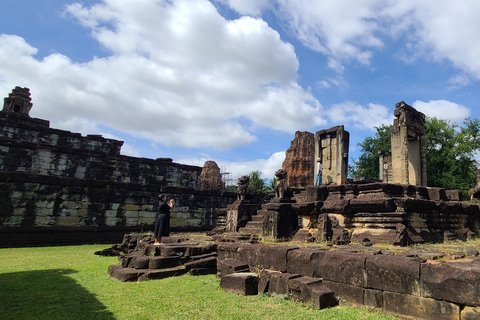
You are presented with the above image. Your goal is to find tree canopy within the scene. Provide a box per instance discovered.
[351,117,480,193]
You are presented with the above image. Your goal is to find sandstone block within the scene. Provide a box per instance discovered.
[462,306,480,320]
[384,291,459,320]
[286,249,327,277]
[138,266,187,281]
[322,280,364,305]
[149,256,182,269]
[420,261,480,306]
[366,255,421,295]
[217,259,250,276]
[220,273,259,295]
[288,277,338,310]
[321,252,367,287]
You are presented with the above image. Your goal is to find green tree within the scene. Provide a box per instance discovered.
[352,117,480,193]
[351,124,391,179]
[248,170,267,193]
[264,177,276,194]
[425,117,480,191]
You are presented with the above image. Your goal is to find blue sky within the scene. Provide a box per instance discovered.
[1,0,479,183]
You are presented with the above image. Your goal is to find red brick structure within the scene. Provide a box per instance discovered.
[199,160,223,191]
[282,131,315,188]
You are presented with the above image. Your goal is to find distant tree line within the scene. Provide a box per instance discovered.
[350,117,480,195]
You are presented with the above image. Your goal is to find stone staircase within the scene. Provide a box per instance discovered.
[238,211,264,236]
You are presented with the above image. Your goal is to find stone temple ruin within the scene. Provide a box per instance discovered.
[3,88,480,320]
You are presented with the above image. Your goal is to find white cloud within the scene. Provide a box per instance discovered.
[326,101,393,130]
[0,0,324,151]
[220,1,480,81]
[412,100,471,124]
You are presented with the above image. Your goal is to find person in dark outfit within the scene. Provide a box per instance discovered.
[153,194,174,245]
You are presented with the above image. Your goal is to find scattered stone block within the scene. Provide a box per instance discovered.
[110,267,144,282]
[217,259,249,276]
[220,273,259,295]
[287,276,338,309]
[268,272,301,296]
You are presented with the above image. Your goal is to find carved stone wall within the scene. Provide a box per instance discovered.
[314,126,350,185]
[390,101,427,186]
[282,131,315,188]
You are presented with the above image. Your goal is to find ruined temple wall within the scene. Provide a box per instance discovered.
[0,171,236,231]
[218,243,480,320]
[314,126,349,185]
[0,112,201,189]
[0,112,238,243]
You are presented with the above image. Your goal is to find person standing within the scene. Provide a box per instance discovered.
[153,194,174,245]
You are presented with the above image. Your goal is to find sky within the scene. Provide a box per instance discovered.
[1,0,479,184]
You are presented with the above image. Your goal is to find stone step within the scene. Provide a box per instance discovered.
[245,221,263,227]
[251,215,264,222]
[220,272,259,295]
[238,227,262,235]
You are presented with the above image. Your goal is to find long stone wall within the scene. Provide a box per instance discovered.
[0,103,236,247]
[218,243,480,320]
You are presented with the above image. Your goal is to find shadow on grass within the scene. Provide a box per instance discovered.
[0,269,115,320]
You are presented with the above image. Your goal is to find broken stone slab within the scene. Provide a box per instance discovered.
[287,276,338,310]
[217,259,250,276]
[149,256,182,269]
[110,266,145,282]
[183,256,217,271]
[384,291,459,320]
[220,273,259,295]
[420,261,480,306]
[138,266,187,281]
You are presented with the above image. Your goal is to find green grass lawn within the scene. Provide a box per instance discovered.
[0,245,399,320]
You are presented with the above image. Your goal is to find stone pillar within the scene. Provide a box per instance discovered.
[225,200,258,232]
[390,101,427,186]
[314,126,350,185]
